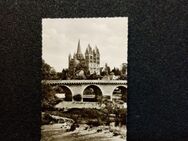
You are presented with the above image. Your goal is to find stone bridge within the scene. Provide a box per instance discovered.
[43,80,127,101]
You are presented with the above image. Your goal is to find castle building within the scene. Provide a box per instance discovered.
[68,40,100,76]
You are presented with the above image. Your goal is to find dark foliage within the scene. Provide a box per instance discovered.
[41,84,61,111]
[42,59,58,80]
[73,94,82,101]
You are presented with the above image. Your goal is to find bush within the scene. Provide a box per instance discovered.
[64,93,72,101]
[41,113,53,125]
[41,84,61,110]
[69,124,77,131]
[73,94,82,101]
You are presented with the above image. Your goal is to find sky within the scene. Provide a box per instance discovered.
[42,17,128,72]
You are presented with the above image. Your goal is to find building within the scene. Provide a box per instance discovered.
[68,40,100,77]
[85,43,100,74]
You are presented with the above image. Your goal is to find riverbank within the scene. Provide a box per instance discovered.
[41,102,127,140]
[41,124,126,141]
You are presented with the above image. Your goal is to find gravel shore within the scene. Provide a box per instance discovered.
[41,124,126,141]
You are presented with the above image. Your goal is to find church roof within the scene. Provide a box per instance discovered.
[85,48,89,54]
[73,53,76,59]
[95,46,99,54]
[77,39,82,54]
[86,44,92,53]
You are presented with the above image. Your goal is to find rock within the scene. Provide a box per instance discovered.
[84,127,88,130]
[109,129,114,132]
[113,130,121,136]
[121,134,126,139]
[97,129,102,132]
[69,124,76,131]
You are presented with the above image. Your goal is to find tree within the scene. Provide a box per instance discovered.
[112,67,121,76]
[100,97,127,126]
[57,72,63,80]
[42,59,58,80]
[101,71,107,76]
[121,63,127,75]
[75,59,88,75]
[41,83,60,111]
[85,70,91,79]
[100,99,115,125]
[62,69,68,80]
[107,66,111,75]
[112,67,116,73]
[88,72,98,80]
[121,92,127,102]
[117,108,127,125]
[115,68,121,76]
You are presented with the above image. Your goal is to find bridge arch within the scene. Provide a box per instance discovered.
[112,85,127,102]
[54,85,73,101]
[82,84,103,102]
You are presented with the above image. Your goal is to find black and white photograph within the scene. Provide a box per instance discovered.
[41,17,128,141]
[1,0,187,141]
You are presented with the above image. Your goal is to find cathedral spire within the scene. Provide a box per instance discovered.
[85,48,89,54]
[77,39,82,54]
[68,53,71,60]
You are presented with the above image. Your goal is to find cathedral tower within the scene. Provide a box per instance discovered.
[85,44,100,75]
[68,40,100,77]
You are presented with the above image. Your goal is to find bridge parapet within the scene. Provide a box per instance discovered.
[42,80,127,85]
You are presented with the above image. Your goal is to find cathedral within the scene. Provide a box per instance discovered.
[68,40,100,77]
